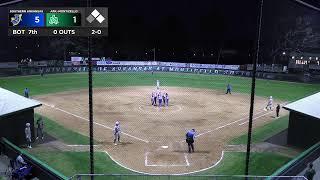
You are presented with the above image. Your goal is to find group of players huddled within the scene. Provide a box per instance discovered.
[151,90,169,107]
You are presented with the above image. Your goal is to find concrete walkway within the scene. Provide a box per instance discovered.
[298,156,320,180]
[227,142,301,158]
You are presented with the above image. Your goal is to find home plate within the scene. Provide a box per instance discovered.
[161,146,168,149]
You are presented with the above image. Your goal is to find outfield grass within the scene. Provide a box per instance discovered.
[34,114,96,145]
[30,151,291,179]
[230,115,289,145]
[0,72,319,101]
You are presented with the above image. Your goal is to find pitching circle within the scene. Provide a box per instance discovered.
[138,104,182,114]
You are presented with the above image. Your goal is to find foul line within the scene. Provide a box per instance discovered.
[238,111,272,126]
[195,110,267,138]
[184,153,190,166]
[196,102,287,138]
[238,102,288,126]
[41,102,149,143]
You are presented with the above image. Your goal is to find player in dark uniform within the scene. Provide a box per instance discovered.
[162,92,166,106]
[153,93,157,106]
[186,129,196,153]
[276,104,280,118]
[36,117,44,140]
[226,83,232,94]
[40,69,44,77]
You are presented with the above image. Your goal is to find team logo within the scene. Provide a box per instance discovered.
[49,15,59,25]
[10,14,22,26]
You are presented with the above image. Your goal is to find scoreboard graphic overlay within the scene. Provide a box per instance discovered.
[8,7,108,37]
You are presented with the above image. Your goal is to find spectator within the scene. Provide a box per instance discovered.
[16,154,27,168]
[304,163,316,180]
[36,117,44,140]
[24,88,29,98]
[25,123,32,148]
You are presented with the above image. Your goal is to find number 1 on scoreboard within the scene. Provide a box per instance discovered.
[73,16,77,23]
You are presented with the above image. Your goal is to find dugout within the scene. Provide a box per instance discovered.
[283,92,320,148]
[0,87,41,146]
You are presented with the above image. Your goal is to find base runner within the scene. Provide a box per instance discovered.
[113,121,121,145]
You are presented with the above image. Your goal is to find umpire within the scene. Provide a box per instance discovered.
[186,129,196,153]
[226,83,232,94]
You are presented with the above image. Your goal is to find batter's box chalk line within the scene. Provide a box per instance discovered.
[104,150,225,175]
[144,152,190,167]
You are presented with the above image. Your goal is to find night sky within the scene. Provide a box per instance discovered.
[0,0,319,64]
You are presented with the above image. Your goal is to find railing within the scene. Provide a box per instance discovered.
[1,137,68,180]
[269,141,320,179]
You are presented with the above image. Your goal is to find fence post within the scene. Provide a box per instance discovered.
[76,175,81,180]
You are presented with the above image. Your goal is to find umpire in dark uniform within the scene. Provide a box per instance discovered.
[186,129,196,153]
[226,83,232,94]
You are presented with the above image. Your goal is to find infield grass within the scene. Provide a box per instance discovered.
[0,72,319,101]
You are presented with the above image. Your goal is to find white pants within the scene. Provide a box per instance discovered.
[114,133,120,143]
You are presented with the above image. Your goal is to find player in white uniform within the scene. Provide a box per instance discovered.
[113,121,121,145]
[158,92,163,107]
[165,93,169,106]
[156,80,160,89]
[265,96,273,111]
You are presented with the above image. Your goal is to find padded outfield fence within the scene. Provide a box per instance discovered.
[12,65,320,83]
[69,174,307,180]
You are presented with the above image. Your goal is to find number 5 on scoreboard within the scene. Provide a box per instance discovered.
[35,16,40,23]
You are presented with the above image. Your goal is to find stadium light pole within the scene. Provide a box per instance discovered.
[245,0,264,177]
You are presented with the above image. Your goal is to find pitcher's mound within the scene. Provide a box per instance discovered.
[138,104,182,114]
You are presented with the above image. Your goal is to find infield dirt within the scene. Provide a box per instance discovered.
[34,86,286,174]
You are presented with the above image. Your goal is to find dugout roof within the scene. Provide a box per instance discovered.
[0,87,42,117]
[283,92,320,119]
